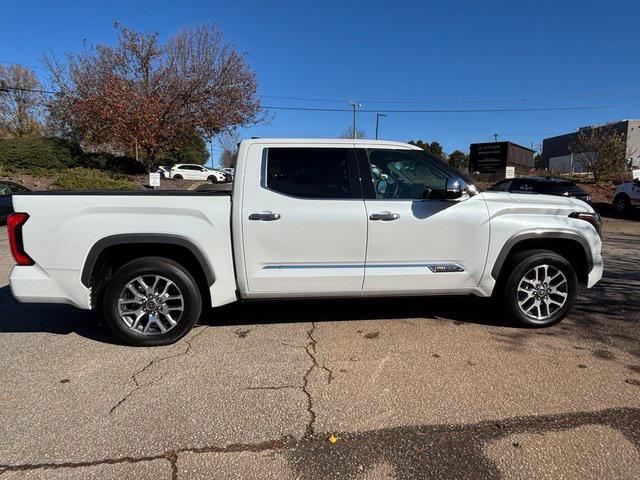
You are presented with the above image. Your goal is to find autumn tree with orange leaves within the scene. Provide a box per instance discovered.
[46,24,262,170]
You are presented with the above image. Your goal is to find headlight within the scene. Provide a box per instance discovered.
[569,212,602,236]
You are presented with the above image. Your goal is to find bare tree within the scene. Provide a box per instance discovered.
[45,23,262,170]
[0,64,44,137]
[569,128,631,183]
[340,127,366,139]
[217,130,241,168]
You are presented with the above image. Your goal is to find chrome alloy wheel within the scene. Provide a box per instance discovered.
[117,275,184,335]
[516,264,568,321]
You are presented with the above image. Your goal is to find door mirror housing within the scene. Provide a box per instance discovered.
[422,177,469,200]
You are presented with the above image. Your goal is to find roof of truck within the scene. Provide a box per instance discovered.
[240,138,421,149]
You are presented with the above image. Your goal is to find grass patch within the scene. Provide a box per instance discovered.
[52,168,140,191]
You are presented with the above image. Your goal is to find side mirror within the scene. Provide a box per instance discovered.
[422,177,466,200]
[444,177,464,199]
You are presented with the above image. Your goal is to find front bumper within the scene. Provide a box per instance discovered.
[587,253,604,288]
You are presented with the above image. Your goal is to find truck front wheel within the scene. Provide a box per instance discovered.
[500,249,577,327]
[102,257,203,346]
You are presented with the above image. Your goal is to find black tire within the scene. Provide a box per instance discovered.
[499,249,577,327]
[613,194,630,215]
[102,257,202,346]
[173,174,183,180]
[207,175,218,183]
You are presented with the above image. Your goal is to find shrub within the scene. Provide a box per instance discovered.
[78,151,146,174]
[0,137,82,171]
[0,137,146,175]
[52,168,140,191]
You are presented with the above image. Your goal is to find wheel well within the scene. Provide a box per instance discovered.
[495,238,590,286]
[614,193,630,201]
[88,243,212,308]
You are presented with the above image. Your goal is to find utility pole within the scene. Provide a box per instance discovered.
[349,101,362,139]
[493,133,499,142]
[375,113,387,140]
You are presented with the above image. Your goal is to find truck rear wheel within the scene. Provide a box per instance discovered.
[102,257,202,346]
[499,249,576,327]
[613,194,630,215]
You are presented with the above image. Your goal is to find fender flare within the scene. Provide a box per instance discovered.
[81,234,215,287]
[490,230,593,280]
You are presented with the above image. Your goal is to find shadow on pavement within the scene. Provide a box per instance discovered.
[286,407,640,480]
[0,285,117,344]
[202,294,506,329]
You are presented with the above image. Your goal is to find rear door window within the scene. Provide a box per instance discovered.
[266,148,354,199]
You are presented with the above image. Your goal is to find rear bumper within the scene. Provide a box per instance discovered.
[587,253,604,288]
[10,265,90,309]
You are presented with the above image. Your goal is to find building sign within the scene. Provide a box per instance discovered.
[505,166,515,179]
[149,172,161,188]
[469,143,508,173]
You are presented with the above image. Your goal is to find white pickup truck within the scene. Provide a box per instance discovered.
[8,139,603,346]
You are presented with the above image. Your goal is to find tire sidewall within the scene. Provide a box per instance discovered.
[614,195,629,214]
[102,257,202,346]
[503,251,577,327]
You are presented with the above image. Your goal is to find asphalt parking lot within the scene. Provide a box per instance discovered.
[0,218,639,479]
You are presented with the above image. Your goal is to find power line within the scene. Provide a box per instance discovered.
[0,85,56,94]
[263,104,640,114]
[262,89,640,105]
[3,85,639,114]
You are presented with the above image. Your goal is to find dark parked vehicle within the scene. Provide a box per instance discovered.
[0,181,31,224]
[488,176,591,203]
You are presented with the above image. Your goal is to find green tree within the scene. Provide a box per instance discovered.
[408,140,445,159]
[447,150,469,171]
[159,132,209,165]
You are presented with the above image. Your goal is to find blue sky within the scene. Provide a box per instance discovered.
[2,0,640,163]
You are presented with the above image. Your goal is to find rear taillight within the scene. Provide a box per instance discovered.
[7,212,34,266]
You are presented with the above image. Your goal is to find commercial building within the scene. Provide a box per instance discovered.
[542,119,640,173]
[469,141,535,173]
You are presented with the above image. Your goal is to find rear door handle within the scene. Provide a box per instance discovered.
[248,211,281,221]
[369,211,400,221]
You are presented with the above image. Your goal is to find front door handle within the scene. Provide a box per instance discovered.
[249,211,281,221]
[369,211,400,221]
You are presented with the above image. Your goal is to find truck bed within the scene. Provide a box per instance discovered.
[10,190,237,309]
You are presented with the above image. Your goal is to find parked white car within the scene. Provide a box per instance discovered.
[169,164,226,182]
[8,139,603,346]
[612,180,640,214]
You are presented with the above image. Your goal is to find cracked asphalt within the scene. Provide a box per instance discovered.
[0,217,639,479]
